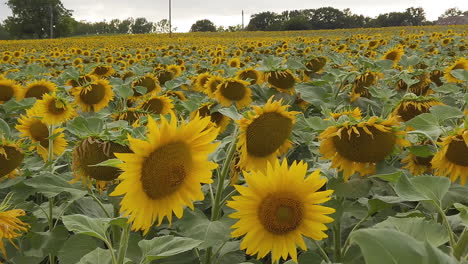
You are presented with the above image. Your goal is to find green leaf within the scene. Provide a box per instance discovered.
[114,84,134,99]
[367,199,393,216]
[218,105,242,120]
[295,82,334,109]
[373,217,448,247]
[430,105,464,122]
[286,59,306,70]
[88,158,123,168]
[78,248,113,264]
[351,229,458,264]
[25,226,69,257]
[304,116,333,131]
[370,171,402,183]
[67,117,104,137]
[328,177,372,199]
[62,214,110,242]
[450,69,468,81]
[58,235,98,264]
[454,203,468,226]
[23,173,87,201]
[407,145,436,158]
[138,235,203,261]
[0,118,11,138]
[406,113,442,140]
[394,174,450,203]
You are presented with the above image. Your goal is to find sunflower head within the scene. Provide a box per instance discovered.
[194,72,213,92]
[237,97,299,172]
[72,79,114,112]
[166,64,183,77]
[0,139,24,179]
[0,194,30,258]
[90,65,115,78]
[0,79,21,104]
[330,107,362,120]
[132,74,161,97]
[21,79,57,100]
[204,75,224,98]
[319,116,410,181]
[66,74,97,88]
[305,56,327,73]
[32,93,77,125]
[444,58,468,83]
[164,90,187,101]
[138,94,174,115]
[264,70,297,94]
[191,102,230,133]
[110,114,219,233]
[350,71,382,102]
[235,68,262,85]
[154,68,175,86]
[215,78,252,109]
[382,47,404,66]
[228,58,242,68]
[227,159,335,263]
[391,96,443,122]
[432,128,468,185]
[429,70,444,86]
[402,152,433,176]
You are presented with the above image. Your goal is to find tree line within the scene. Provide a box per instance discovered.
[0,0,466,40]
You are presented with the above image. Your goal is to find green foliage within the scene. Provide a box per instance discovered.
[190,19,217,32]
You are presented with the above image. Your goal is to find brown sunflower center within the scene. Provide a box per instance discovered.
[238,70,258,85]
[267,71,295,90]
[47,100,66,115]
[246,112,293,157]
[396,102,432,122]
[134,77,157,95]
[29,120,49,147]
[142,98,164,114]
[156,70,174,85]
[80,83,106,105]
[141,142,191,200]
[73,139,131,181]
[219,81,246,101]
[258,192,304,235]
[333,126,396,163]
[414,156,433,167]
[384,51,398,61]
[0,84,14,102]
[25,85,50,99]
[93,66,110,76]
[0,146,24,178]
[445,136,468,166]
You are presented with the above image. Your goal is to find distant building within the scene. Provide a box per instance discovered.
[436,15,468,25]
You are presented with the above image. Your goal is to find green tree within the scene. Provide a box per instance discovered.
[131,17,153,34]
[190,19,216,32]
[282,16,311,30]
[440,7,463,18]
[117,18,133,34]
[0,23,12,40]
[246,12,281,31]
[5,0,73,39]
[153,19,176,33]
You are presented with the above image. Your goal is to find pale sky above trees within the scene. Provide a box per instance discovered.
[1,0,467,32]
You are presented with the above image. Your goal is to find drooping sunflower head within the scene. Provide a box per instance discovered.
[21,79,57,100]
[432,128,468,185]
[66,74,96,88]
[215,78,252,109]
[319,116,410,181]
[154,68,175,86]
[0,194,30,258]
[137,94,175,115]
[444,58,468,83]
[0,79,21,104]
[164,90,187,101]
[16,109,67,161]
[72,79,114,112]
[350,71,382,102]
[305,56,327,74]
[204,75,224,98]
[329,107,362,120]
[110,114,219,233]
[113,108,145,126]
[132,74,161,97]
[227,159,335,263]
[408,73,433,96]
[32,93,77,125]
[382,47,404,66]
[264,70,298,94]
[430,70,444,86]
[71,137,132,191]
[391,96,443,122]
[191,102,231,133]
[0,139,24,179]
[402,152,433,176]
[235,67,262,85]
[237,97,299,172]
[90,65,115,78]
[194,72,213,92]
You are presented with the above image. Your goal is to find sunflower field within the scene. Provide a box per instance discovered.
[0,25,467,264]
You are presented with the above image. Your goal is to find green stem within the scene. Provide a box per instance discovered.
[313,240,331,263]
[454,227,468,260]
[117,223,131,264]
[211,125,239,222]
[47,125,54,165]
[89,189,112,218]
[333,198,344,262]
[48,196,55,264]
[104,239,118,264]
[204,126,239,264]
[342,214,369,255]
[433,201,456,251]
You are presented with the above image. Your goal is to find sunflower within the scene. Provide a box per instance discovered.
[228,58,241,68]
[138,94,175,115]
[391,96,443,122]
[66,74,96,88]
[237,97,298,172]
[0,196,29,258]
[402,153,433,176]
[114,108,145,125]
[165,90,187,101]
[350,72,382,102]
[191,103,231,133]
[204,75,224,98]
[32,93,77,125]
[0,139,24,179]
[166,64,183,77]
[72,79,114,112]
[382,47,404,66]
[444,58,468,83]
[21,79,57,100]
[90,65,115,78]
[71,137,131,191]
[319,116,410,181]
[132,74,161,97]
[155,69,175,86]
[330,107,362,120]
[194,72,213,92]
[215,78,252,109]
[264,70,297,94]
[305,57,327,74]
[236,68,262,85]
[430,70,444,86]
[110,114,219,233]
[227,159,335,263]
[431,128,468,185]
[0,79,21,104]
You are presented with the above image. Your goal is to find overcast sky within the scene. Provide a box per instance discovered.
[1,0,467,32]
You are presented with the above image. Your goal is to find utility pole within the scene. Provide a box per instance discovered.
[169,0,172,37]
[242,10,244,30]
[49,5,54,38]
